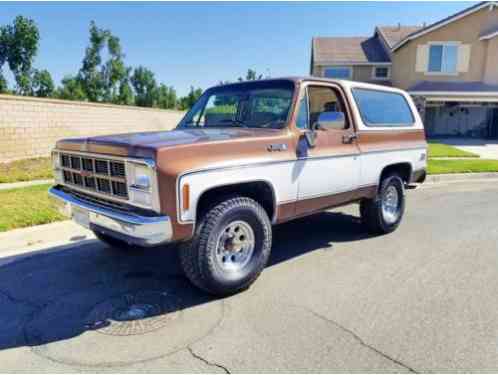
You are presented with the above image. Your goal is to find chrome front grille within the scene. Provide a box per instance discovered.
[60,153,128,200]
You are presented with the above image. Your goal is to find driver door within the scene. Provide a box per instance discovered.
[294,83,361,215]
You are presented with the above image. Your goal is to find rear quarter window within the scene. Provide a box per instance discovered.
[351,88,414,127]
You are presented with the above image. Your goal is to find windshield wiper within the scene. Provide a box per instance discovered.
[179,121,198,128]
[218,119,249,128]
[257,119,286,129]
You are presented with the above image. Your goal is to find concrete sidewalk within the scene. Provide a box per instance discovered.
[438,137,498,159]
[0,179,53,191]
[0,221,93,260]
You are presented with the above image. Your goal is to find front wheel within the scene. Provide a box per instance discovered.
[360,174,405,234]
[179,196,272,296]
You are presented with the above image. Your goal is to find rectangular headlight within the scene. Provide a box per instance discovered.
[130,164,152,191]
[126,160,159,212]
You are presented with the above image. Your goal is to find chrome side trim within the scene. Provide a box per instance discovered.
[49,186,172,246]
[176,146,427,180]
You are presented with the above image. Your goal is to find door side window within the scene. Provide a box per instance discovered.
[296,92,309,130]
[307,86,349,129]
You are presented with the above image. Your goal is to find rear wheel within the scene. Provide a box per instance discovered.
[360,174,405,234]
[179,196,272,296]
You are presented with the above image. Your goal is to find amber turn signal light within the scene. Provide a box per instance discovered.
[182,184,190,211]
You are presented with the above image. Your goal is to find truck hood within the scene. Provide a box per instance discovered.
[56,128,282,158]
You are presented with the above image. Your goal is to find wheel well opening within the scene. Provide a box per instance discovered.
[380,163,412,184]
[196,181,276,222]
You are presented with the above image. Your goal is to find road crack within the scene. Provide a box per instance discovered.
[187,346,230,374]
[300,306,418,373]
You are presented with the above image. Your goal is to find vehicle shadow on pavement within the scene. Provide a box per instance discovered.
[270,211,375,265]
[0,210,374,352]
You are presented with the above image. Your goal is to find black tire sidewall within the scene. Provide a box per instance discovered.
[201,200,271,292]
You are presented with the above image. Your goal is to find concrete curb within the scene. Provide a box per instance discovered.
[0,220,92,256]
[0,179,53,191]
[426,172,498,183]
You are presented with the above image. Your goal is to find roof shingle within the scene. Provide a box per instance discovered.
[376,26,423,49]
[312,35,390,64]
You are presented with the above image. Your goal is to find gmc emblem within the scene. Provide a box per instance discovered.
[80,171,92,177]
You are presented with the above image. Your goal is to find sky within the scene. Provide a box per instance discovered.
[0,1,476,97]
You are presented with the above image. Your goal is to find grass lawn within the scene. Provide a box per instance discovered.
[428,159,498,175]
[428,142,479,158]
[0,157,53,184]
[0,184,64,232]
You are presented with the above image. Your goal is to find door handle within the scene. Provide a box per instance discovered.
[342,134,358,144]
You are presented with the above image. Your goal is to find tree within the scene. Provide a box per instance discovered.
[0,71,7,93]
[0,29,8,93]
[155,83,177,109]
[77,21,131,104]
[31,69,54,97]
[102,34,128,102]
[114,67,134,105]
[131,66,157,107]
[56,75,86,101]
[238,69,263,82]
[178,86,202,110]
[0,16,39,95]
[78,21,107,102]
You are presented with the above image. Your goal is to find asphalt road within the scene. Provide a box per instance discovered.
[1,180,498,373]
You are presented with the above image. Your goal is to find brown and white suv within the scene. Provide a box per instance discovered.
[50,77,427,295]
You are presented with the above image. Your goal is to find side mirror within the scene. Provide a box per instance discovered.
[313,111,345,131]
[304,130,317,148]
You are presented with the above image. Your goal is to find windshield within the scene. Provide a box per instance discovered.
[178,80,295,130]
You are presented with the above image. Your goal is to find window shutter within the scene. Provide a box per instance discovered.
[415,45,429,72]
[457,44,471,73]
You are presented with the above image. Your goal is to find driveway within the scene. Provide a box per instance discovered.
[1,180,498,372]
[438,137,498,159]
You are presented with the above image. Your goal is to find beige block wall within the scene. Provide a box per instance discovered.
[0,95,185,163]
[391,6,498,90]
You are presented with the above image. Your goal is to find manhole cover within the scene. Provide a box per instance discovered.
[85,291,181,336]
[26,283,224,367]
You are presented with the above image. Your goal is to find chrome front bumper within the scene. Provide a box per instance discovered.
[49,186,173,247]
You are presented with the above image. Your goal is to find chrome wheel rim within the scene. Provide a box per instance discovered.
[382,185,400,224]
[215,220,255,272]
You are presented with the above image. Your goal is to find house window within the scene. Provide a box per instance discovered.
[373,66,390,79]
[428,44,458,74]
[323,66,352,79]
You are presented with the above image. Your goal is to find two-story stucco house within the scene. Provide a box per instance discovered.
[310,1,498,138]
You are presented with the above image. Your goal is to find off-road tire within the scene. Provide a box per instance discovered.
[360,174,405,234]
[179,196,272,296]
